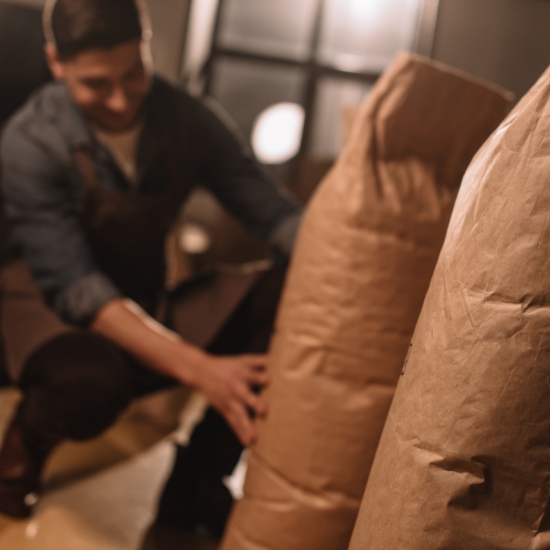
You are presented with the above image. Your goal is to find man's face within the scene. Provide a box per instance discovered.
[46,39,151,132]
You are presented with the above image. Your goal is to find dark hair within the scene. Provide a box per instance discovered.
[50,0,143,60]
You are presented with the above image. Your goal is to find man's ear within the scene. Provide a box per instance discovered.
[44,43,66,81]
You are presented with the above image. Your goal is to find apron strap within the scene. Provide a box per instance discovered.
[73,147,99,191]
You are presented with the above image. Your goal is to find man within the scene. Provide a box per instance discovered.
[0,0,301,535]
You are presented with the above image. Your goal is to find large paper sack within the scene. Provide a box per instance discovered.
[349,65,550,550]
[221,53,511,550]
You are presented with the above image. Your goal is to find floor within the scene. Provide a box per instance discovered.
[0,387,218,550]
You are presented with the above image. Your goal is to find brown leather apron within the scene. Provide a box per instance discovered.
[0,95,264,383]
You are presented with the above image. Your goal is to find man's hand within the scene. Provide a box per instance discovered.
[194,354,269,446]
[91,298,270,447]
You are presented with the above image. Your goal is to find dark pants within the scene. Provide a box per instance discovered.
[15,266,286,464]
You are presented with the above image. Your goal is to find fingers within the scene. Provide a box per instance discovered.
[206,353,272,445]
[231,375,268,417]
[248,369,269,387]
[244,391,268,417]
[240,355,270,386]
[226,403,257,447]
[241,354,268,369]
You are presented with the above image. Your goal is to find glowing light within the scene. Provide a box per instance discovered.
[252,102,305,164]
[348,0,378,19]
[179,223,211,255]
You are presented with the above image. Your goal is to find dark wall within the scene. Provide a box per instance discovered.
[0,3,51,127]
[433,0,550,102]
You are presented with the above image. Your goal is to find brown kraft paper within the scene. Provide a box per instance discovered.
[221,53,512,550]
[348,64,550,550]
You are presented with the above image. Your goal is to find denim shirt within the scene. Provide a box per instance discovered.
[0,76,302,325]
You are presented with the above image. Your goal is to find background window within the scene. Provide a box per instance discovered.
[209,58,306,140]
[217,0,318,61]
[309,78,372,160]
[188,0,434,199]
[318,0,423,72]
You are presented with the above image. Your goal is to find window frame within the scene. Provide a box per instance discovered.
[193,0,440,186]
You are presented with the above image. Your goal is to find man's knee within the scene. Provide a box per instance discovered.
[21,333,134,441]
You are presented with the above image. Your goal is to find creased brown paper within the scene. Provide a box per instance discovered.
[221,53,511,550]
[348,64,550,550]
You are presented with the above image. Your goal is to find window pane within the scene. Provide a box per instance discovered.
[318,0,422,72]
[309,78,372,159]
[209,58,306,141]
[217,0,318,60]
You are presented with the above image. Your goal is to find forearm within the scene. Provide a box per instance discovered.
[90,297,207,386]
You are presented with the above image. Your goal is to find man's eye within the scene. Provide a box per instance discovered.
[124,67,145,83]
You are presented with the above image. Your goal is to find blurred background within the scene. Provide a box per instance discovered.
[2,0,550,195]
[0,1,549,549]
[3,0,550,270]
[2,0,550,267]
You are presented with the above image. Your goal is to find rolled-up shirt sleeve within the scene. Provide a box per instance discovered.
[191,96,303,259]
[1,126,121,325]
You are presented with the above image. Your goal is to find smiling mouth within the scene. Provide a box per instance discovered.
[93,108,142,131]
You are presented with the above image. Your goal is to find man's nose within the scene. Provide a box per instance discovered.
[106,86,129,113]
